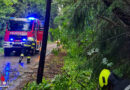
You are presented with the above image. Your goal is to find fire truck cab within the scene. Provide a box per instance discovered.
[3,17,43,56]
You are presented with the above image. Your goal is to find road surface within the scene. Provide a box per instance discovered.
[0,43,56,90]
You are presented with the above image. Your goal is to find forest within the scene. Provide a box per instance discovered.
[0,0,130,89]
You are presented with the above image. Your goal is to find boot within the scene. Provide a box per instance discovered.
[19,53,24,63]
[19,56,23,63]
[27,56,31,64]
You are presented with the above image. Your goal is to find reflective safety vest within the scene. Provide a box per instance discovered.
[31,42,35,49]
[23,41,35,49]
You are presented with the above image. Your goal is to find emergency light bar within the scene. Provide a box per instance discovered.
[10,17,36,21]
[28,17,36,20]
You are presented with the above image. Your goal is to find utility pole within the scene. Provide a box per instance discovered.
[37,0,52,84]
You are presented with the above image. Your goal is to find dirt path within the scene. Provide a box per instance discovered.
[0,43,57,90]
[14,48,66,90]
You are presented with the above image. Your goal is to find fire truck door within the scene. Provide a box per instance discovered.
[37,23,43,41]
[34,22,38,40]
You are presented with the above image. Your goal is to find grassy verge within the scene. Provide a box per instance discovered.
[23,48,66,90]
[23,47,98,90]
[0,48,4,54]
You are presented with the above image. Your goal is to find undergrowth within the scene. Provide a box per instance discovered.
[0,48,3,54]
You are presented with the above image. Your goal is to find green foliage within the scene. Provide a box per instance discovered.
[48,0,130,89]
[0,0,17,45]
[11,0,46,19]
[51,48,59,56]
[50,28,61,41]
[0,48,3,54]
[24,0,130,89]
[24,67,96,90]
[23,78,52,90]
[0,0,16,19]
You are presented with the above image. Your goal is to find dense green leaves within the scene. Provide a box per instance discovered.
[0,0,129,89]
[49,0,130,89]
[11,0,46,19]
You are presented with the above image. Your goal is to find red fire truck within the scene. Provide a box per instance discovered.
[3,17,44,56]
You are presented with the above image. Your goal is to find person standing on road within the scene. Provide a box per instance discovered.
[19,37,35,64]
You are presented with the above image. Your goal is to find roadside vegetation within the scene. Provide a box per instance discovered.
[25,0,130,89]
[0,48,3,54]
[0,0,129,89]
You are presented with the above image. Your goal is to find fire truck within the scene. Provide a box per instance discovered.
[3,17,44,56]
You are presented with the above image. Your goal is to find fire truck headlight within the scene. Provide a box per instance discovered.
[22,38,26,41]
[10,38,14,41]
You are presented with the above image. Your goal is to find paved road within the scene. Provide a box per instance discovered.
[0,43,56,90]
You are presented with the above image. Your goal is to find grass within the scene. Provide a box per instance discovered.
[47,40,55,44]
[0,48,4,54]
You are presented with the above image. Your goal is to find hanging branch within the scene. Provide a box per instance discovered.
[123,0,130,6]
[102,0,130,26]
[112,8,130,26]
[97,15,117,26]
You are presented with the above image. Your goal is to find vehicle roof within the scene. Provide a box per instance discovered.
[9,17,38,22]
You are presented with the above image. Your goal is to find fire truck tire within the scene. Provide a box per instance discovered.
[4,48,11,56]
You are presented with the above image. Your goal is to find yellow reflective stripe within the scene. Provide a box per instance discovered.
[31,47,34,49]
[27,56,31,59]
[20,53,24,56]
[32,43,35,45]
[24,44,31,47]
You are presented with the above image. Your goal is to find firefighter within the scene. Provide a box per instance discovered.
[19,37,35,64]
[56,40,60,51]
[99,69,130,90]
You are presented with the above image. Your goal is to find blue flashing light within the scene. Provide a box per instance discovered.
[5,72,9,76]
[28,17,36,20]
[10,38,14,41]
[22,38,26,41]
[10,17,15,19]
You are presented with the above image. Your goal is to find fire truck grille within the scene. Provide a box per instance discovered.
[9,35,27,41]
[13,44,22,47]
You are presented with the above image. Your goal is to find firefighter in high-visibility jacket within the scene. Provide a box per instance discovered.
[99,69,130,90]
[19,37,35,64]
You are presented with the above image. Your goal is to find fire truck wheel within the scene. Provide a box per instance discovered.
[4,48,11,56]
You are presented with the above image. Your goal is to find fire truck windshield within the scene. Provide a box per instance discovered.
[8,20,32,31]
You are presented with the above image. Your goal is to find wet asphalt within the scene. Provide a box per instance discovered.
[0,43,56,90]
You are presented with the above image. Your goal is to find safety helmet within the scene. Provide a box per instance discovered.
[28,37,34,41]
[99,69,111,87]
